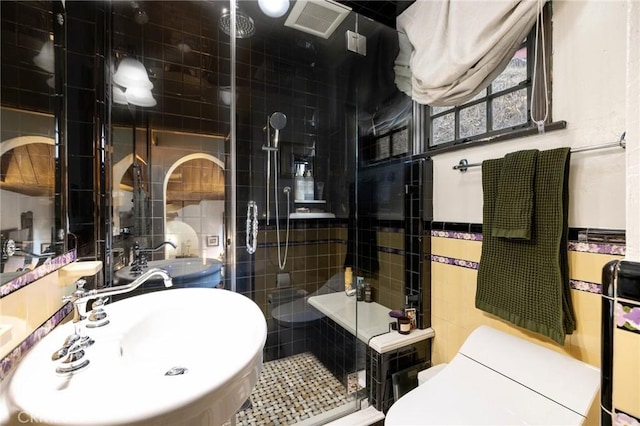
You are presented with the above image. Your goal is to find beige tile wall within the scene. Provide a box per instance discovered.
[430,235,624,424]
[367,229,405,310]
[0,272,64,360]
[255,226,345,319]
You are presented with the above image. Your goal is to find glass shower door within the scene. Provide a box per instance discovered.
[227,1,371,424]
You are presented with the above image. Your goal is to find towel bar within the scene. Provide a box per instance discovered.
[452,132,626,172]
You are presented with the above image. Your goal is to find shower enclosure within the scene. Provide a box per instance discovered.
[105,0,409,423]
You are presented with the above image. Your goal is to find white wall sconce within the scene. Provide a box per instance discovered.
[112,57,156,107]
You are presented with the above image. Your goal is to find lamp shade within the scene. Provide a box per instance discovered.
[113,57,153,90]
[258,0,290,18]
[33,40,55,73]
[112,85,128,105]
[125,85,157,107]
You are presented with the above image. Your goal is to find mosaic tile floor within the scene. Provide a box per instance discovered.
[224,352,357,426]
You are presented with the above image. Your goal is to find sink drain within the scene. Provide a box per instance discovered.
[165,366,188,376]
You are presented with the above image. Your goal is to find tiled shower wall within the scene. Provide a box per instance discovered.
[256,220,407,360]
[255,221,406,318]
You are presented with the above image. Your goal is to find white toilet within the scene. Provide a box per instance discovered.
[386,326,600,425]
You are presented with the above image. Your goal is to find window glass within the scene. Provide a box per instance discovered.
[492,47,528,93]
[492,88,528,131]
[459,103,487,138]
[431,106,451,115]
[432,113,455,144]
[426,37,544,149]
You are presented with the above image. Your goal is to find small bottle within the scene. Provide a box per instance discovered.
[304,170,314,200]
[344,267,353,292]
[356,276,364,301]
[294,169,305,201]
[364,283,373,303]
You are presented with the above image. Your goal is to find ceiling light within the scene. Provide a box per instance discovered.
[259,0,290,18]
[113,57,153,90]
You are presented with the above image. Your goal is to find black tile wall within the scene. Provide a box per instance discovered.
[367,340,430,412]
[65,1,107,260]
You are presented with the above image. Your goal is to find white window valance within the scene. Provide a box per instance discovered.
[394,0,545,107]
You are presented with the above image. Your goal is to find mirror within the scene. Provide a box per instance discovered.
[109,1,231,285]
[0,1,64,286]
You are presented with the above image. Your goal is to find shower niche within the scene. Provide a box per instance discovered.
[278,142,334,219]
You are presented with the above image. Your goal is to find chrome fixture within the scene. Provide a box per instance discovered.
[219,5,255,39]
[51,278,94,375]
[269,111,287,149]
[452,131,627,172]
[261,112,291,270]
[52,270,173,375]
[131,1,149,25]
[262,112,288,224]
[67,269,173,325]
[131,240,177,274]
[246,201,258,254]
[51,331,94,375]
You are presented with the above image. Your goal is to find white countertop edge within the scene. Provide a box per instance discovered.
[369,327,435,353]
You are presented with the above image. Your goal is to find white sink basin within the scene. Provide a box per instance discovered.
[6,288,267,426]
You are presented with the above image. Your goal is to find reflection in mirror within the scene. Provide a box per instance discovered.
[0,0,62,286]
[111,128,226,295]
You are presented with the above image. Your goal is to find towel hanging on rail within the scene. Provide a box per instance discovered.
[492,149,539,240]
[476,147,576,345]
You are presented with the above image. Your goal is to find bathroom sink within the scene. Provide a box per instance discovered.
[115,258,223,289]
[6,287,267,426]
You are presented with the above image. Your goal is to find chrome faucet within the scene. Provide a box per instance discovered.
[53,269,173,375]
[70,267,173,322]
[131,241,177,274]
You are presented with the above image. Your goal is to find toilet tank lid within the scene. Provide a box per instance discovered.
[459,326,600,416]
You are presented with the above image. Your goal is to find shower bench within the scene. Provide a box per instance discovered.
[308,293,435,412]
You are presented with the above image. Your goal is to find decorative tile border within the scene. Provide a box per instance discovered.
[568,241,626,256]
[0,250,77,299]
[431,254,479,270]
[569,279,602,294]
[0,302,73,382]
[431,230,483,241]
[616,302,640,334]
[615,409,640,426]
[431,254,603,295]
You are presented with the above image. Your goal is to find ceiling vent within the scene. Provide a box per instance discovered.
[284,0,351,39]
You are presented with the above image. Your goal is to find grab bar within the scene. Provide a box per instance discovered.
[246,201,258,254]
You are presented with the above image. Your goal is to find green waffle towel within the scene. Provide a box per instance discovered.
[492,149,539,240]
[476,147,576,345]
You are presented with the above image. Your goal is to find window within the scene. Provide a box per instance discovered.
[427,6,552,150]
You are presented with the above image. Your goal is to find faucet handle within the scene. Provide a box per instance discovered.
[51,334,94,375]
[63,278,88,303]
[86,297,110,328]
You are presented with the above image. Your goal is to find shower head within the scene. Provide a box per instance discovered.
[269,112,287,148]
[269,112,287,130]
[131,2,149,25]
[219,6,255,39]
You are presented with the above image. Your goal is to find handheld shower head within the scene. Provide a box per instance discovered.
[269,112,287,148]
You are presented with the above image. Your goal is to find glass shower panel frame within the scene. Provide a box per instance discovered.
[228,2,367,423]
